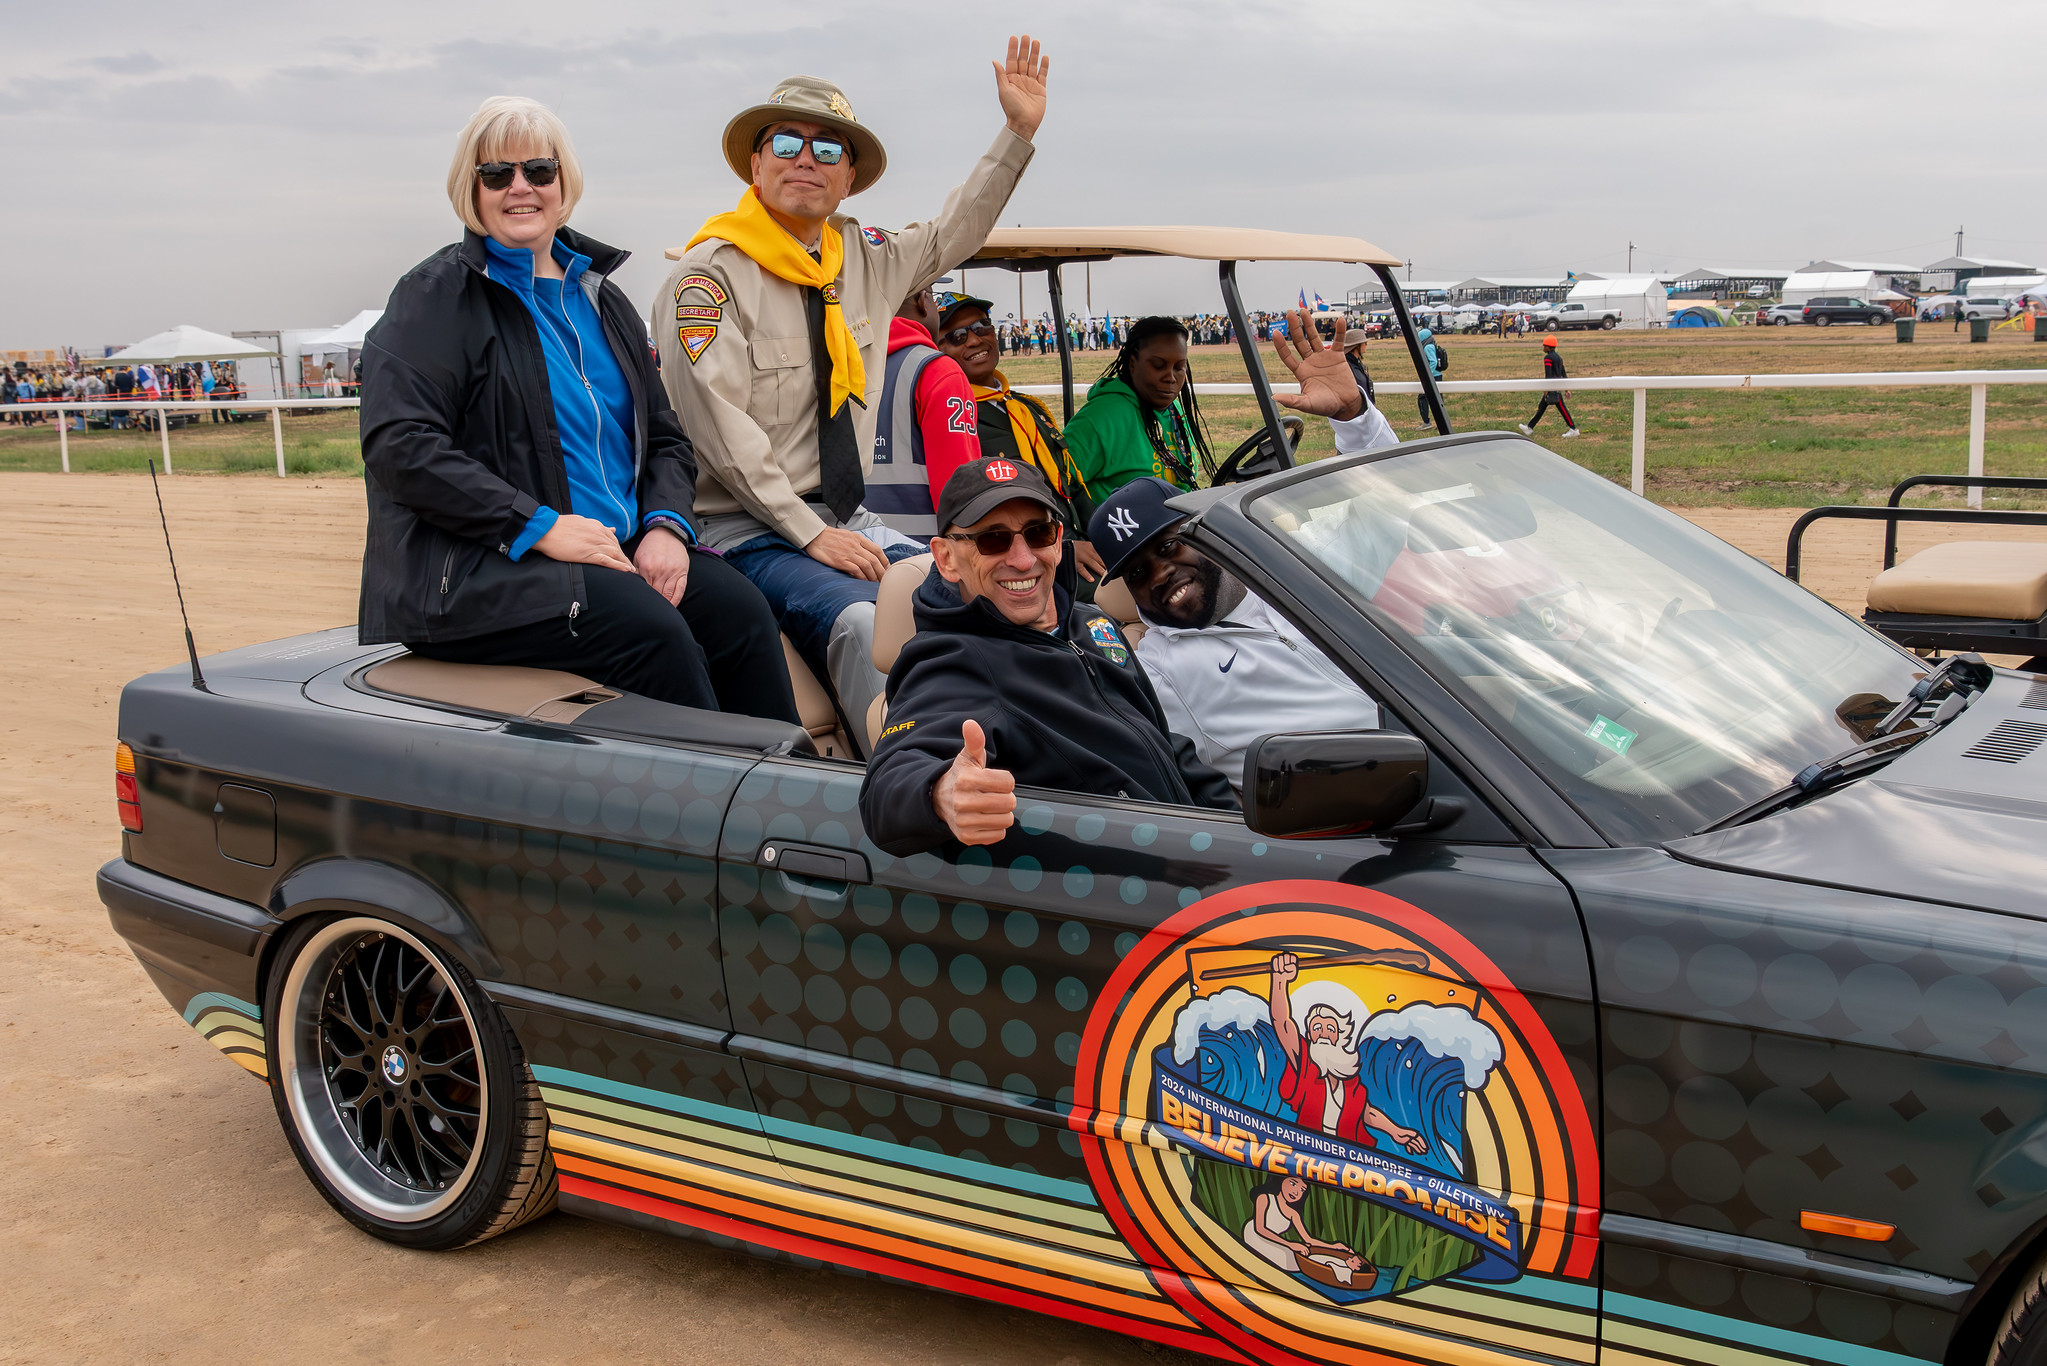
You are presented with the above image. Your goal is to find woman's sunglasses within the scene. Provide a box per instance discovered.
[946,519,1062,557]
[939,320,995,347]
[475,158,560,191]
[759,131,847,165]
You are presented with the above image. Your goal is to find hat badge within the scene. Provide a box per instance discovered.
[985,459,1020,483]
[829,91,856,122]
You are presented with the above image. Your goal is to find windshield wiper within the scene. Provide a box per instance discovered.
[1700,653,1996,834]
[1696,726,1935,832]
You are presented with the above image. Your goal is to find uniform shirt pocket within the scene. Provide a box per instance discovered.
[749,336,811,427]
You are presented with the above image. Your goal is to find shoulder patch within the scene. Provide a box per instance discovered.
[861,226,891,248]
[1085,616,1130,666]
[678,325,718,364]
[675,272,729,307]
[880,718,915,739]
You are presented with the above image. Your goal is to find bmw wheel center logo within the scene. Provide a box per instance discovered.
[380,1045,407,1084]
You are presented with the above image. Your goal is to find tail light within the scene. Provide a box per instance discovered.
[115,742,142,832]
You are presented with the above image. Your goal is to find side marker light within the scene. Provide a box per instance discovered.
[1801,1210,1894,1242]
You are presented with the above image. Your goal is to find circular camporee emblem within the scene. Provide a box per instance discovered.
[1075,880,1597,1363]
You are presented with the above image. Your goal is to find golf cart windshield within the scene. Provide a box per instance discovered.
[1251,439,1924,841]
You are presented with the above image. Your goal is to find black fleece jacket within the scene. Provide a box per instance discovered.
[859,574,1237,855]
[357,227,697,645]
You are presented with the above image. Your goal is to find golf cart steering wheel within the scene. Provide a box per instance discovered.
[1212,415,1304,486]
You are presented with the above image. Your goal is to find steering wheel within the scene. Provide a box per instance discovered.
[1212,415,1304,486]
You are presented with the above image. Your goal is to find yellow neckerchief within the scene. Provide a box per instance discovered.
[687,188,864,416]
[972,370,1079,497]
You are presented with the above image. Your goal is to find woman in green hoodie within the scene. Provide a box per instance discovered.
[1063,315,1215,499]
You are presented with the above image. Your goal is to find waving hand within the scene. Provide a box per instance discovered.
[994,35,1050,141]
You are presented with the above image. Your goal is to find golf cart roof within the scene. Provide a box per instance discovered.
[968,226,1401,268]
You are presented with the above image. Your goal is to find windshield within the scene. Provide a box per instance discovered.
[1251,438,1923,842]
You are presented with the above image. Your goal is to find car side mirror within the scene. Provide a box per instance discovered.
[1244,731,1429,839]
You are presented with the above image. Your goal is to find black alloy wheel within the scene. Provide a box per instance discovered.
[266,916,556,1249]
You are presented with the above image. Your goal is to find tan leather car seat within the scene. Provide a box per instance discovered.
[780,634,855,759]
[867,555,934,749]
[1092,575,1147,646]
[1866,541,2047,620]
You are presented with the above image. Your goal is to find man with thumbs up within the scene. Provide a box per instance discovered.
[859,457,1235,856]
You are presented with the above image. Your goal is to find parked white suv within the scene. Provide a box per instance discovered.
[1963,298,2017,321]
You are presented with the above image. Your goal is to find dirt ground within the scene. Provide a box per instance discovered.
[1,473,2037,1365]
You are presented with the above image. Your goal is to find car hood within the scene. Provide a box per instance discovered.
[1668,670,2047,919]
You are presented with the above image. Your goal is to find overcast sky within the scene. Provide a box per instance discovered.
[5,0,2045,347]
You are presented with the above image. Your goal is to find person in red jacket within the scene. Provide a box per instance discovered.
[868,287,983,539]
[1518,334,1580,438]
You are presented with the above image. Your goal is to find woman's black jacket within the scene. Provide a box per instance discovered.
[357,226,697,644]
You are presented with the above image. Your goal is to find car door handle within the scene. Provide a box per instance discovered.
[757,841,871,886]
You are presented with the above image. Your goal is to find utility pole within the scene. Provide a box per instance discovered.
[1628,241,1636,272]
[1956,225,1966,257]
[1406,259,1413,281]
[1086,263,1092,316]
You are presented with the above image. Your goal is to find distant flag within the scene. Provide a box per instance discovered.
[1566,270,1578,281]
[1313,291,1327,310]
[1298,288,1309,309]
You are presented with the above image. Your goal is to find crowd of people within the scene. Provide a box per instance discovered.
[354,38,1429,860]
[2,360,250,428]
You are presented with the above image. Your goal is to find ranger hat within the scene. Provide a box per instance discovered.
[937,456,1063,535]
[722,76,888,196]
[1088,477,1186,582]
[936,293,995,333]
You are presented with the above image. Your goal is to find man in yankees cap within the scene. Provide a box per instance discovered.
[859,457,1235,854]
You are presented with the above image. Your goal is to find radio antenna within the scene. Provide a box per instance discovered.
[146,458,209,693]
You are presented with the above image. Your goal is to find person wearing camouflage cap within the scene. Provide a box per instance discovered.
[655,37,1049,738]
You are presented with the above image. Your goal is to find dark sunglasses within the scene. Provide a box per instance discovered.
[946,518,1062,557]
[475,158,560,190]
[939,320,995,347]
[759,131,846,165]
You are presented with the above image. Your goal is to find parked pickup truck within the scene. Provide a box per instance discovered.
[1539,300,1623,331]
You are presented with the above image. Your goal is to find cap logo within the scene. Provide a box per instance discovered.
[985,460,1020,483]
[1107,508,1141,542]
[829,92,857,122]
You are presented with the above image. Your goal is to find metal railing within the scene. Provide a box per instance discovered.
[1018,368,2047,504]
[7,368,2046,501]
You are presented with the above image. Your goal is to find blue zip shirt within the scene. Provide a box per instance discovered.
[484,236,689,560]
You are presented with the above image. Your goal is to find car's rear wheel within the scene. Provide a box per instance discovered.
[1774,315,1790,326]
[265,915,556,1249]
[1816,314,1833,327]
[1601,317,1617,330]
[1988,1247,2047,1364]
[1870,313,1888,325]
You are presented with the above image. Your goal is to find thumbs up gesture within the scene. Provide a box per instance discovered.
[933,719,1017,846]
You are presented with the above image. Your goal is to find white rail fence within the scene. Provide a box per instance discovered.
[6,371,2046,505]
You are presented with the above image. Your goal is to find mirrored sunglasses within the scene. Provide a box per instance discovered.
[939,320,996,347]
[475,158,560,191]
[766,132,846,165]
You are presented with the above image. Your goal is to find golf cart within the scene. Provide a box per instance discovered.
[963,226,1452,484]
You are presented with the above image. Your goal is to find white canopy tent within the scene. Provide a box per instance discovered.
[300,309,384,356]
[1780,271,1876,306]
[1561,275,1670,329]
[103,325,278,365]
[1965,275,2047,298]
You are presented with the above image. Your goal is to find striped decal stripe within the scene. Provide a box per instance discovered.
[183,993,267,1080]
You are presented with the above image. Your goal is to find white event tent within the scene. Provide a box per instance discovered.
[1780,271,1877,306]
[301,310,385,358]
[103,325,279,365]
[1561,276,1669,329]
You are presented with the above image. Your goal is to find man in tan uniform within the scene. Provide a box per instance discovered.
[657,36,1049,737]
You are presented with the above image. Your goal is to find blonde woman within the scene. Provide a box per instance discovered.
[357,96,796,725]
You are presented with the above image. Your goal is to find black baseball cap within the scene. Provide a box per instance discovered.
[1088,477,1185,581]
[936,293,995,332]
[936,456,1062,534]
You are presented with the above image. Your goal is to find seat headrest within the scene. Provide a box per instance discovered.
[1093,574,1142,626]
[872,554,934,672]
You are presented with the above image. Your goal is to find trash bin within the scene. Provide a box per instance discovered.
[2035,314,2047,342]
[1895,318,1916,343]
[1970,316,1992,343]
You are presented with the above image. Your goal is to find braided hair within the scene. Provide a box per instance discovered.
[1095,315,1214,482]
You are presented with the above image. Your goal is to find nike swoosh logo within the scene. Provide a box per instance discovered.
[1219,652,1238,674]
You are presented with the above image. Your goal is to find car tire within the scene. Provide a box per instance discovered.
[1988,1246,2047,1365]
[1773,316,1790,326]
[1601,317,1617,330]
[264,914,557,1250]
[1816,315,1833,327]
[1870,313,1888,326]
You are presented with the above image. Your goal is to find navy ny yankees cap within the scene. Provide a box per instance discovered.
[1088,476,1187,582]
